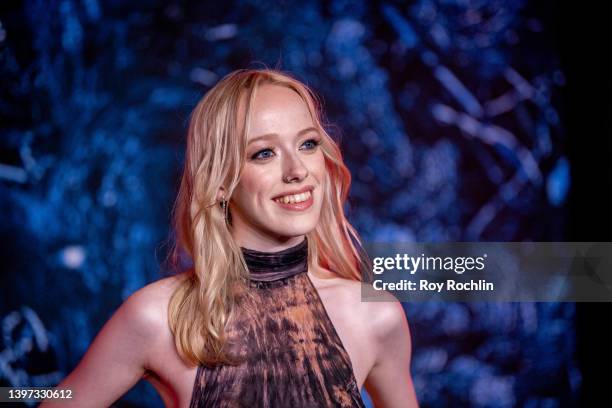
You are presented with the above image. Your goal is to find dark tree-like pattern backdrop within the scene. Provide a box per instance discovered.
[1,1,577,407]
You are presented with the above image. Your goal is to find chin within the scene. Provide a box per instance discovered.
[270,221,319,238]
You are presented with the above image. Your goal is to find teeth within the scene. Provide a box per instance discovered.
[275,190,312,204]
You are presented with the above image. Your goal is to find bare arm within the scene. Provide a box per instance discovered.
[364,301,419,408]
[40,286,164,407]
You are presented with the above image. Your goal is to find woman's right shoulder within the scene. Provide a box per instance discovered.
[128,271,190,301]
[39,272,194,407]
[117,272,191,340]
[111,272,192,367]
[123,272,190,318]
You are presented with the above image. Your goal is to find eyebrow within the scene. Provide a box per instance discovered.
[247,127,319,145]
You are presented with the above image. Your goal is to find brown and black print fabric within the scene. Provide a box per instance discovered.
[189,238,365,408]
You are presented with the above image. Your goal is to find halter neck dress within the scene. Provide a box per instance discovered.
[188,237,366,407]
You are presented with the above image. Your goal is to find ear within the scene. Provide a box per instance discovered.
[216,186,227,202]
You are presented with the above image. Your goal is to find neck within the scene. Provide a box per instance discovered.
[240,237,309,282]
[236,235,306,253]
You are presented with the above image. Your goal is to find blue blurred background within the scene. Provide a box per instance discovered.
[1,1,610,407]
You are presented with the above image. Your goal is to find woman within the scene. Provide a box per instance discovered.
[42,69,419,407]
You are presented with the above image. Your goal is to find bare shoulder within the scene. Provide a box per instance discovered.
[348,282,409,342]
[127,272,188,306]
[116,272,189,351]
[367,296,410,343]
[39,272,191,407]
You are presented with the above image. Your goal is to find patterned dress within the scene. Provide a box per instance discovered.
[189,238,365,408]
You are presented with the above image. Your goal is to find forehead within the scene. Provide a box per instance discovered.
[245,84,314,139]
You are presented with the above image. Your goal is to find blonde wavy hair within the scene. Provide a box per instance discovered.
[167,68,371,367]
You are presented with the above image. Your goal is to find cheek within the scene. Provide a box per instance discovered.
[233,167,275,203]
[235,174,257,197]
[318,157,331,200]
[311,154,327,184]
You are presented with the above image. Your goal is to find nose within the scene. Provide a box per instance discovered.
[282,151,309,183]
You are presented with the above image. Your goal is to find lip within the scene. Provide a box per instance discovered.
[273,191,314,212]
[271,185,314,200]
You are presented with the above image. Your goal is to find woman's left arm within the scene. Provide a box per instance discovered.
[364,300,419,408]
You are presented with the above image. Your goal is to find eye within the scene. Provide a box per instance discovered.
[251,148,275,160]
[300,138,321,151]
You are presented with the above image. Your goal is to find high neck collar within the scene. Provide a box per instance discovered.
[240,238,308,282]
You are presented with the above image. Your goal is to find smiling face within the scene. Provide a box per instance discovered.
[228,84,327,251]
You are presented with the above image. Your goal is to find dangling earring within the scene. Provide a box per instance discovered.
[220,198,229,223]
